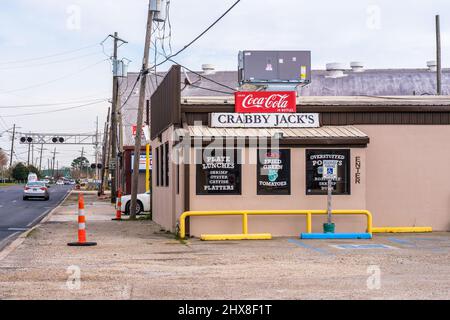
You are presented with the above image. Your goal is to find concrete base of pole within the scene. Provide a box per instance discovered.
[67,242,97,247]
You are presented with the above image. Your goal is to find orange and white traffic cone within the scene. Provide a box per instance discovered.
[68,193,97,247]
[112,189,123,221]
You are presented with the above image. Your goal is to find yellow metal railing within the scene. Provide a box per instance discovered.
[178,210,373,240]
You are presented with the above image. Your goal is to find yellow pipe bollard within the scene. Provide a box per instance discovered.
[178,210,373,240]
[242,213,248,235]
[306,212,312,233]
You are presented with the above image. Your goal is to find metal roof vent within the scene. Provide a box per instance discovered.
[202,64,216,75]
[325,63,347,78]
[427,60,437,72]
[350,61,364,72]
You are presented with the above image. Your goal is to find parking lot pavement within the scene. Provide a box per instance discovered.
[0,192,449,300]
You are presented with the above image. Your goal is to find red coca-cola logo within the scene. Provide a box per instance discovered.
[235,91,297,113]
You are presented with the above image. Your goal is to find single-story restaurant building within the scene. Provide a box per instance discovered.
[149,66,450,237]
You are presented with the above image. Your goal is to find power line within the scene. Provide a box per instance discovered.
[0,59,109,94]
[1,100,107,118]
[118,73,141,112]
[0,51,104,71]
[0,98,107,109]
[149,0,241,69]
[0,43,100,65]
[171,58,236,91]
[186,83,234,95]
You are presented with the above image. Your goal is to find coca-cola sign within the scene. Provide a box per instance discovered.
[235,91,297,113]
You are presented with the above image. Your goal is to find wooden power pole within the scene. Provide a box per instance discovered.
[130,1,155,219]
[9,124,15,168]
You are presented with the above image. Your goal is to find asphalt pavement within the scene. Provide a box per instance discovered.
[0,184,72,251]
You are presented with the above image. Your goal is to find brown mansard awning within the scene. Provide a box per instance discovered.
[183,125,369,147]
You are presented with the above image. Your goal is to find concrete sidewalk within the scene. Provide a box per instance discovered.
[0,191,449,299]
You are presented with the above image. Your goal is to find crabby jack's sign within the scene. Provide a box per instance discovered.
[210,113,320,128]
[235,91,297,113]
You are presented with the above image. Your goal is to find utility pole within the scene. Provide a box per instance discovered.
[27,142,31,166]
[95,117,99,180]
[81,147,85,178]
[99,108,110,196]
[9,124,15,167]
[52,148,56,177]
[436,15,442,96]
[39,144,44,171]
[31,144,34,167]
[130,0,155,220]
[109,32,127,204]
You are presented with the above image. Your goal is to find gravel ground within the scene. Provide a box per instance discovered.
[0,191,449,300]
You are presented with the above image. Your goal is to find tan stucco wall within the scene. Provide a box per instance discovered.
[359,125,450,231]
[151,126,176,232]
[188,147,367,236]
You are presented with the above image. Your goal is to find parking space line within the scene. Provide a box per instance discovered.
[387,237,415,246]
[288,239,333,256]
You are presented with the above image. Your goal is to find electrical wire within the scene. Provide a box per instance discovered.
[1,100,107,118]
[118,73,141,112]
[0,98,107,109]
[149,0,241,69]
[0,43,100,65]
[171,58,236,91]
[0,51,104,71]
[186,83,234,95]
[0,59,109,94]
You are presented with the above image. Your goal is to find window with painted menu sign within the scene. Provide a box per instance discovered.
[196,148,242,195]
[305,149,350,195]
[257,149,291,195]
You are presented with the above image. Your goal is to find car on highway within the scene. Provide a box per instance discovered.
[27,173,38,183]
[39,180,51,188]
[118,191,151,215]
[23,181,50,201]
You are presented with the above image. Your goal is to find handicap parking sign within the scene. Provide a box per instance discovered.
[323,160,338,180]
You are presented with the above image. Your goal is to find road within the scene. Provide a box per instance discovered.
[0,184,72,251]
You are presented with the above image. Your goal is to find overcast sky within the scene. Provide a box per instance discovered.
[0,0,449,167]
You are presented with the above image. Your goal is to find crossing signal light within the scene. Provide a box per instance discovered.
[20,137,33,143]
[90,163,103,169]
[52,137,65,143]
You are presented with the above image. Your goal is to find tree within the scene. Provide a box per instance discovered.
[0,149,7,169]
[71,156,90,170]
[12,163,29,181]
[0,149,8,182]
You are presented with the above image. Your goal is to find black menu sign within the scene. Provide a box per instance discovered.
[196,149,242,195]
[305,149,350,195]
[257,149,291,195]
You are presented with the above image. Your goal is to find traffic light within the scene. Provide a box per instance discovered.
[52,137,65,143]
[20,137,33,143]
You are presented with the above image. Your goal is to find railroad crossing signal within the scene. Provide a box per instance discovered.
[17,133,98,145]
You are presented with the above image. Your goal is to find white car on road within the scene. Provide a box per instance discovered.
[23,181,50,201]
[118,192,151,215]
